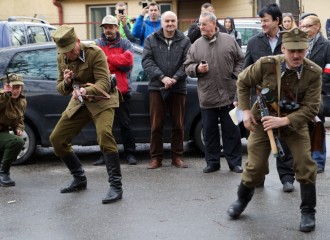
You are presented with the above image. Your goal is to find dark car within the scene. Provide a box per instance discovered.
[0,17,56,48]
[0,42,205,164]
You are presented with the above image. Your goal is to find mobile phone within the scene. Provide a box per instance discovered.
[142,3,148,8]
[201,60,207,64]
[118,9,124,14]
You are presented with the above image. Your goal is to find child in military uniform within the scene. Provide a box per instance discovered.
[0,73,26,187]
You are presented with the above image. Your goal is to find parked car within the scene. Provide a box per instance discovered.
[0,16,56,48]
[218,18,262,54]
[0,42,206,164]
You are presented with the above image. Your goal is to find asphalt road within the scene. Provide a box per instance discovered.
[1,138,330,240]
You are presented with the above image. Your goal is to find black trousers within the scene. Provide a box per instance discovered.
[201,105,242,169]
[115,94,136,153]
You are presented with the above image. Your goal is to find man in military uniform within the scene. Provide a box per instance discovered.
[0,73,26,187]
[227,28,322,232]
[49,25,123,204]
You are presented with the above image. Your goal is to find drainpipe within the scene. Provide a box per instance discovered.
[53,0,63,25]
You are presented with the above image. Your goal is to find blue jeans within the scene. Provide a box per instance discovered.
[201,105,242,169]
[312,135,326,169]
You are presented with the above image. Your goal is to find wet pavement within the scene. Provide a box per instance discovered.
[1,137,330,240]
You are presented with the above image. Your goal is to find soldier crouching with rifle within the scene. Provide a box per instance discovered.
[49,25,123,204]
[0,73,26,187]
[227,28,322,232]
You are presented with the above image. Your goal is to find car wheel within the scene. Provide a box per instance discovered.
[193,119,223,154]
[12,123,36,165]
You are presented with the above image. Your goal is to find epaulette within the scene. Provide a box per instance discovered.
[260,55,277,64]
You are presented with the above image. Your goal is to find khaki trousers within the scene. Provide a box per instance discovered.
[50,106,117,157]
[242,123,317,187]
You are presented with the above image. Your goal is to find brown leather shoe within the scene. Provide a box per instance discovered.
[171,158,188,168]
[147,159,162,169]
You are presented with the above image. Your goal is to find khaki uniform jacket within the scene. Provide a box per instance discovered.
[237,55,322,131]
[56,42,120,118]
[184,31,244,109]
[0,90,26,132]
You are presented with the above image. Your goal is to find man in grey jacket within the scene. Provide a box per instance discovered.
[184,11,244,174]
[142,11,191,169]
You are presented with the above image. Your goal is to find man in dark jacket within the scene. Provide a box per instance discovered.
[142,11,191,169]
[187,2,226,44]
[243,3,295,192]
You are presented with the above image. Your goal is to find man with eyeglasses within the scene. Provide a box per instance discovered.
[300,14,330,174]
[184,11,244,174]
[243,3,296,193]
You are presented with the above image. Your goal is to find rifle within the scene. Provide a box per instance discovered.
[260,88,285,158]
[72,77,84,106]
[257,94,284,158]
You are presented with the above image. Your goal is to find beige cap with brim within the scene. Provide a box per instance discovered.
[52,25,77,53]
[281,28,309,50]
[1,73,24,85]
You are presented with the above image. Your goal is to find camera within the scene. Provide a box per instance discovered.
[279,100,300,112]
[142,3,148,8]
[118,9,124,15]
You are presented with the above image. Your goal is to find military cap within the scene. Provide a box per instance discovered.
[0,73,24,86]
[281,28,308,50]
[52,25,78,54]
[100,15,118,27]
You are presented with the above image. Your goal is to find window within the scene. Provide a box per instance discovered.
[27,26,48,43]
[7,48,58,80]
[9,25,26,46]
[89,5,116,39]
[159,3,171,14]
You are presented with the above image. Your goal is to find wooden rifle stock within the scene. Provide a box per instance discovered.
[257,95,279,158]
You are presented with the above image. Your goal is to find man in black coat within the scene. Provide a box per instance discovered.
[187,2,226,43]
[142,11,191,169]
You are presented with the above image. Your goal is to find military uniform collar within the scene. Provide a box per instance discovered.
[78,49,86,62]
[281,60,303,79]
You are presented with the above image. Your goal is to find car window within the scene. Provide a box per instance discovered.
[237,27,262,46]
[132,50,147,82]
[6,48,58,80]
[48,27,57,39]
[9,25,26,46]
[27,26,48,43]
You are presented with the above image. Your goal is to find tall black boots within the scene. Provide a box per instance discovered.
[102,152,123,204]
[60,153,87,193]
[0,163,15,187]
[227,182,255,219]
[300,184,316,232]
